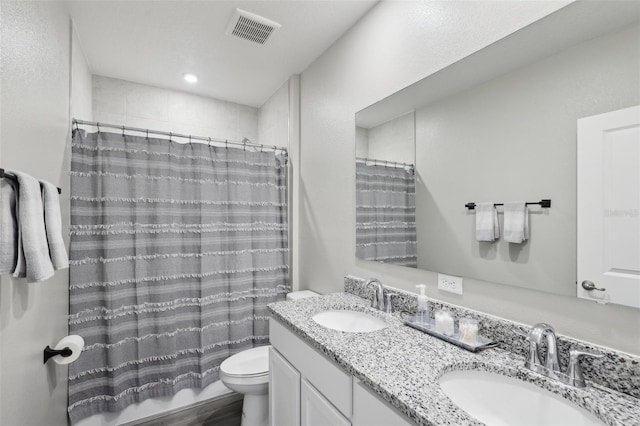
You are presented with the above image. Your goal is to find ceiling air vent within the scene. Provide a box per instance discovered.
[225,8,281,45]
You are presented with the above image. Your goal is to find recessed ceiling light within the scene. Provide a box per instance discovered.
[184,73,198,83]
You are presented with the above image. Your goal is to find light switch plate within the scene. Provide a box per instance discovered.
[438,273,463,295]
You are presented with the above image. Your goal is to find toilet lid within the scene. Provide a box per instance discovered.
[220,345,270,377]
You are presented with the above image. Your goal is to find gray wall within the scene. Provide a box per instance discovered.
[416,24,640,296]
[0,2,92,425]
[298,0,640,356]
[358,112,415,165]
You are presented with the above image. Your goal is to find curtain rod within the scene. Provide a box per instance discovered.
[72,119,287,153]
[356,157,414,169]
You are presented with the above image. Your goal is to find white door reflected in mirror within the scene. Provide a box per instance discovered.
[577,105,640,308]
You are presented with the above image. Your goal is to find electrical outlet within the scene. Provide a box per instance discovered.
[438,273,463,295]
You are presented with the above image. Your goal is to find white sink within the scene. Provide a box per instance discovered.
[312,310,387,333]
[439,370,604,426]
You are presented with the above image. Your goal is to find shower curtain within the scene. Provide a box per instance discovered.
[356,162,417,267]
[67,130,289,422]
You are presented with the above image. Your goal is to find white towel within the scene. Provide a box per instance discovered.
[475,202,499,242]
[40,180,68,270]
[504,201,529,244]
[8,170,55,282]
[0,179,18,274]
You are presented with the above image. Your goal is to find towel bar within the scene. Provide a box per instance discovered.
[0,168,62,194]
[465,199,551,210]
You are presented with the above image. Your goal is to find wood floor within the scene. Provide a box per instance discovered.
[124,393,243,426]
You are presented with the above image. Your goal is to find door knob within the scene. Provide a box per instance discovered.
[581,280,606,292]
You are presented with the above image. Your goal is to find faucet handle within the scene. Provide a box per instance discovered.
[384,293,399,313]
[566,348,604,388]
[513,328,542,368]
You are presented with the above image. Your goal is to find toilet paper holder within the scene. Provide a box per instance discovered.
[43,345,73,364]
[43,335,84,365]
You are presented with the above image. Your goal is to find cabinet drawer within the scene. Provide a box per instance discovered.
[270,318,353,418]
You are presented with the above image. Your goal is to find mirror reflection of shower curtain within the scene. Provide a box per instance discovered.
[67,130,289,422]
[356,162,417,267]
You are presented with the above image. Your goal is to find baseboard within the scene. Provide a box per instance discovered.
[121,392,243,426]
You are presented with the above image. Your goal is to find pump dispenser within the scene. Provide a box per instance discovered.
[416,284,430,325]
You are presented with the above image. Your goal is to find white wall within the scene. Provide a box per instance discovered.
[0,2,92,425]
[71,26,93,122]
[92,75,259,144]
[362,111,414,165]
[258,81,289,148]
[298,0,640,356]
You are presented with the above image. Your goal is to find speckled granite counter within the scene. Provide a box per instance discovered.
[268,292,640,426]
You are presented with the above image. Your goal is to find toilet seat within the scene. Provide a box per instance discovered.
[220,345,270,380]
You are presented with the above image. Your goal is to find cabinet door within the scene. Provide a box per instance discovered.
[270,347,301,426]
[301,379,350,426]
[352,380,415,426]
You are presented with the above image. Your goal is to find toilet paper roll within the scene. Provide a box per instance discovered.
[52,335,84,365]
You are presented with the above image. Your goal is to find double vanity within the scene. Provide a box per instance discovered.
[267,277,640,426]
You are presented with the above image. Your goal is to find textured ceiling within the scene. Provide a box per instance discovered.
[66,0,378,107]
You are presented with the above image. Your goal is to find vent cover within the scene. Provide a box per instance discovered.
[225,9,281,45]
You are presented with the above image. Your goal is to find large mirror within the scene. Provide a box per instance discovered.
[355,1,640,297]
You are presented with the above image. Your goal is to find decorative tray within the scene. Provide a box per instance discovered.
[403,315,497,352]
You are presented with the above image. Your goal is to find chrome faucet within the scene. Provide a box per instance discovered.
[516,323,603,388]
[365,278,386,311]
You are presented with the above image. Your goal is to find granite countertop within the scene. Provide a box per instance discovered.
[268,292,640,426]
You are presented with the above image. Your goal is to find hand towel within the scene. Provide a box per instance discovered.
[0,179,18,274]
[475,202,499,242]
[8,170,54,282]
[504,201,529,243]
[40,180,68,270]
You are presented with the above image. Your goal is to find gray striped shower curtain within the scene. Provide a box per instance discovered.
[356,162,417,267]
[68,130,289,422]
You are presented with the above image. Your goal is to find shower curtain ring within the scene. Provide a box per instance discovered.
[169,132,172,141]
[146,129,149,139]
[225,140,228,149]
[97,122,101,134]
[122,125,125,137]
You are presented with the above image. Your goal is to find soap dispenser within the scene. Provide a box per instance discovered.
[416,284,430,325]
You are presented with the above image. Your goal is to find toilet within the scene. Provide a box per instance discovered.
[219,290,318,426]
[220,345,271,426]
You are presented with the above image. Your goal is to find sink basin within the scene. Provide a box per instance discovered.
[312,310,387,333]
[439,370,603,426]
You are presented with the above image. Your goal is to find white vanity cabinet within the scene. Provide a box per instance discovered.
[352,380,414,426]
[269,318,415,426]
[269,347,300,426]
[301,379,350,426]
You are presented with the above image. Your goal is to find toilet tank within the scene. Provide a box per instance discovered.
[286,290,319,301]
